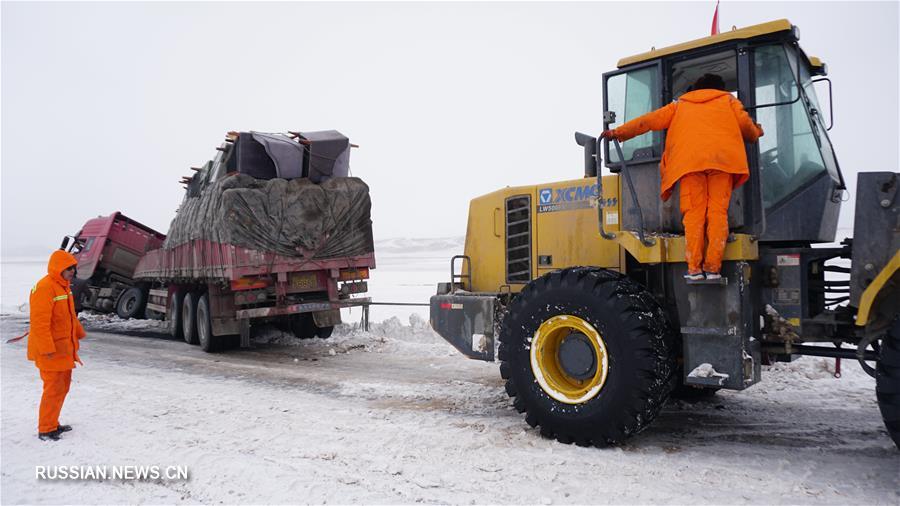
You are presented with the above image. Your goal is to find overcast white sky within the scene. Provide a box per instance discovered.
[2,1,898,257]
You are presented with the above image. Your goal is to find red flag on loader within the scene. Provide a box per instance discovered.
[711,0,721,35]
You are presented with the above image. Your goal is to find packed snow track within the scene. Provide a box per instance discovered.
[1,314,897,504]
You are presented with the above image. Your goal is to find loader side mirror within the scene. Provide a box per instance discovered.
[812,77,834,131]
[574,132,600,178]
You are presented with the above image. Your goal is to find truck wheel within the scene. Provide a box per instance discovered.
[498,267,677,447]
[72,278,90,314]
[196,293,222,353]
[316,326,334,339]
[876,316,900,449]
[168,291,184,339]
[290,313,316,339]
[116,287,147,319]
[182,291,200,345]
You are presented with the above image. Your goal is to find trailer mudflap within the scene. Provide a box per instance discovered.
[430,293,497,361]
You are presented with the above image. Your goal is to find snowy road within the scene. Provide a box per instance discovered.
[1,315,898,504]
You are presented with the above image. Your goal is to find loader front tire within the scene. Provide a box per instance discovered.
[498,267,676,447]
[876,316,900,449]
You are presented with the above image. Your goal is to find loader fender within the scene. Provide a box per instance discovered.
[856,250,900,327]
[430,294,498,361]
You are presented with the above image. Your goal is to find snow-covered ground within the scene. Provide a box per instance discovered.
[2,313,898,504]
[2,238,898,504]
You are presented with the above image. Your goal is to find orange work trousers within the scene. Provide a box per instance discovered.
[38,369,72,433]
[679,170,734,275]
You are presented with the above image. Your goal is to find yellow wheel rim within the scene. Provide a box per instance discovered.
[530,315,609,404]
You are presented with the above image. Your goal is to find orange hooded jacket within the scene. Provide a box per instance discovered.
[27,250,86,371]
[612,89,764,201]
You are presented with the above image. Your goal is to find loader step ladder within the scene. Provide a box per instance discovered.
[686,276,728,286]
[451,255,472,291]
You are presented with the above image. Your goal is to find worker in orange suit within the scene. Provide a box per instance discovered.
[27,250,86,441]
[601,73,764,281]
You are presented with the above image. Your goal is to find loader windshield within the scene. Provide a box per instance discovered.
[754,44,840,209]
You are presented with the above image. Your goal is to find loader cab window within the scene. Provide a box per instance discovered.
[670,50,738,98]
[604,65,661,164]
[753,44,828,209]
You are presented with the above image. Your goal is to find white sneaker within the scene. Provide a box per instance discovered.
[704,272,722,280]
[683,272,704,281]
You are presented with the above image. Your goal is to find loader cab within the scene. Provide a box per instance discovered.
[602,19,843,244]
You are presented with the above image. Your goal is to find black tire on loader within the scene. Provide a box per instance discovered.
[498,267,677,447]
[196,293,223,353]
[182,291,200,345]
[168,290,184,340]
[116,286,147,320]
[876,316,900,449]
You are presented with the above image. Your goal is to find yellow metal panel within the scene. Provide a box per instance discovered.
[856,250,900,326]
[535,176,620,278]
[612,231,758,264]
[463,189,510,293]
[465,177,623,292]
[617,19,793,68]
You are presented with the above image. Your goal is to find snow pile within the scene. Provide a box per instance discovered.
[79,312,168,332]
[688,363,730,382]
[253,313,456,358]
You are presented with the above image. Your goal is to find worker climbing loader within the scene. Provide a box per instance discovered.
[430,20,900,448]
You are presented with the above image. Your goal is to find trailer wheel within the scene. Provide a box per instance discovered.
[196,293,223,353]
[116,287,147,320]
[168,291,184,340]
[182,291,200,345]
[876,316,900,449]
[290,314,316,339]
[498,267,676,447]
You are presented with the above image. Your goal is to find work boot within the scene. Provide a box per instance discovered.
[704,272,722,281]
[57,424,72,433]
[683,271,704,281]
[38,430,61,441]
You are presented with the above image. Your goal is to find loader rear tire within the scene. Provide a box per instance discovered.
[498,267,676,447]
[182,291,200,345]
[876,316,900,450]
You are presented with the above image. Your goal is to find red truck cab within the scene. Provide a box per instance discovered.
[66,212,166,315]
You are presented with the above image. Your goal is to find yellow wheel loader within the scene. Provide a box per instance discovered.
[429,19,900,448]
